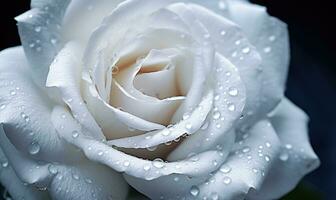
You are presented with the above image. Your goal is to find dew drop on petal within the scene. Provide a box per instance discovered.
[72,130,79,138]
[220,165,231,174]
[48,165,58,174]
[263,47,272,53]
[279,152,289,161]
[190,185,199,197]
[29,142,40,155]
[212,111,221,120]
[223,176,232,185]
[228,87,238,97]
[1,161,8,168]
[242,47,251,54]
[143,165,151,171]
[123,160,130,167]
[227,103,236,111]
[34,26,42,32]
[152,158,165,168]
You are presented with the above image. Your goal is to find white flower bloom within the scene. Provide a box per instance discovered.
[0,0,319,199]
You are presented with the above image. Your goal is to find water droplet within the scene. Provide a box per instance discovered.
[72,173,80,180]
[182,113,190,120]
[228,87,238,96]
[225,71,232,77]
[72,130,79,138]
[98,150,104,156]
[223,176,232,185]
[20,112,30,122]
[242,47,251,54]
[263,47,272,53]
[231,51,238,57]
[220,30,226,36]
[10,90,16,96]
[51,38,57,45]
[242,147,251,153]
[264,155,271,162]
[123,160,130,167]
[0,104,6,110]
[152,158,165,168]
[265,142,271,148]
[174,176,179,182]
[185,122,192,130]
[227,103,236,111]
[235,40,241,45]
[190,185,199,196]
[201,122,209,130]
[48,165,58,174]
[220,165,231,174]
[218,1,227,10]
[210,192,219,200]
[29,142,40,155]
[279,152,289,161]
[269,35,276,42]
[143,165,151,171]
[145,135,152,140]
[204,33,210,39]
[34,26,42,32]
[112,66,119,75]
[285,144,293,149]
[1,161,8,168]
[147,146,157,151]
[161,129,170,136]
[213,111,221,120]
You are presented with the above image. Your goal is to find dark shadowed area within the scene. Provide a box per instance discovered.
[1,0,335,199]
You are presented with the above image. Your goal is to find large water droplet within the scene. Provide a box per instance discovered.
[48,164,58,174]
[72,130,79,138]
[228,87,238,96]
[143,164,151,171]
[227,103,236,111]
[190,185,199,196]
[29,142,40,155]
[223,176,232,185]
[213,111,221,120]
[279,152,289,161]
[152,158,165,168]
[242,47,251,54]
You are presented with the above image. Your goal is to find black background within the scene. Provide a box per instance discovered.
[1,0,335,199]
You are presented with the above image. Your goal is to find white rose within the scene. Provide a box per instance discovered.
[0,0,319,199]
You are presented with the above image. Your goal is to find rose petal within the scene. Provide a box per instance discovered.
[178,3,263,127]
[227,0,290,117]
[83,0,176,75]
[51,106,225,181]
[168,53,246,161]
[107,89,213,148]
[48,161,128,200]
[0,47,78,163]
[195,120,281,200]
[247,99,320,199]
[0,146,49,200]
[125,120,280,199]
[46,42,105,140]
[82,79,165,139]
[16,0,70,85]
[0,125,52,187]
